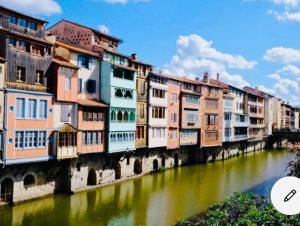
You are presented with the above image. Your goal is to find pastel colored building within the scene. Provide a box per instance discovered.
[49,40,107,158]
[221,83,249,143]
[129,55,152,150]
[148,73,168,149]
[0,6,54,164]
[244,87,265,140]
[100,50,137,153]
[281,102,292,129]
[0,58,5,163]
[200,73,223,148]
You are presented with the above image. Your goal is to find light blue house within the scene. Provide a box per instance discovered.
[100,51,137,153]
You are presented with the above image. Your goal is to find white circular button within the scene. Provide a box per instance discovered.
[271,176,300,215]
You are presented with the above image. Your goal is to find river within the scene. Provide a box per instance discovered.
[0,150,295,226]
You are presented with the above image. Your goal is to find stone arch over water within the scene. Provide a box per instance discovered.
[134,159,142,175]
[153,159,159,172]
[0,177,14,204]
[87,168,97,186]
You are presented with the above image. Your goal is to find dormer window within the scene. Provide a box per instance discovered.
[16,66,26,82]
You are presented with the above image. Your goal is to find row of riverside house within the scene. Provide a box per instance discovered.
[0,5,299,204]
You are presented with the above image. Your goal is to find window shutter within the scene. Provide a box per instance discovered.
[87,79,96,93]
[78,78,82,93]
[61,105,69,122]
[88,57,93,70]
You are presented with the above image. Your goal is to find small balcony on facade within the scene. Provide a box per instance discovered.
[180,129,198,146]
[0,18,45,39]
[149,76,168,93]
[149,88,168,107]
[182,110,200,129]
[235,114,249,127]
[111,87,137,108]
[110,107,136,131]
[181,94,200,110]
[111,66,136,90]
[109,131,135,153]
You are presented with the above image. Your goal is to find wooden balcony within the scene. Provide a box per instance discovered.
[5,81,47,92]
[0,19,45,38]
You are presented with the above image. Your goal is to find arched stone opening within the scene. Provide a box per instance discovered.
[115,163,121,180]
[87,169,97,186]
[0,178,14,204]
[134,159,142,175]
[153,159,159,172]
[174,153,179,167]
[161,155,166,167]
[24,174,35,187]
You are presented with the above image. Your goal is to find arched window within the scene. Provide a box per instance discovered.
[124,71,133,80]
[124,90,132,99]
[130,111,135,122]
[111,110,116,121]
[24,174,35,187]
[115,88,123,98]
[124,111,129,122]
[117,110,123,122]
[113,69,123,78]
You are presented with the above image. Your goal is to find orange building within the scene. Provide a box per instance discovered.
[199,73,223,149]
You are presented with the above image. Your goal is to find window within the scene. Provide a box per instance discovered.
[111,108,135,123]
[206,100,218,109]
[28,21,37,30]
[15,131,24,148]
[152,89,165,98]
[151,128,166,138]
[113,69,123,78]
[18,18,28,27]
[16,98,25,118]
[39,100,47,119]
[184,84,192,90]
[205,131,219,141]
[171,113,177,123]
[61,105,70,122]
[185,111,198,123]
[38,131,46,147]
[206,114,218,125]
[9,38,17,47]
[124,70,134,80]
[28,99,37,118]
[136,126,145,139]
[224,113,231,121]
[24,131,38,148]
[86,79,96,93]
[78,55,92,69]
[225,128,231,137]
[36,70,44,84]
[59,132,77,147]
[172,93,178,102]
[65,77,71,91]
[16,66,26,82]
[110,132,135,143]
[152,107,166,119]
[186,95,199,104]
[115,88,123,98]
[82,107,103,122]
[170,129,177,139]
[181,130,197,138]
[18,40,27,51]
[78,78,83,93]
[8,16,17,25]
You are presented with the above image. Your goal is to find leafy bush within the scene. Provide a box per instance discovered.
[176,193,300,226]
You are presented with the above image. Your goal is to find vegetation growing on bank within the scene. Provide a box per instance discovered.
[288,151,300,177]
[176,193,300,226]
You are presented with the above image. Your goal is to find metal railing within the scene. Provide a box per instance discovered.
[0,18,45,38]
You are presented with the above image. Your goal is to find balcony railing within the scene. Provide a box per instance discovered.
[0,19,45,38]
[234,134,248,140]
[5,81,47,92]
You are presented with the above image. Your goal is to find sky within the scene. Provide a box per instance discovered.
[2,0,300,105]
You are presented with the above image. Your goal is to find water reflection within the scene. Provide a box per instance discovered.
[0,150,294,226]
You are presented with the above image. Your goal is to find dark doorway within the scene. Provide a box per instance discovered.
[134,159,142,174]
[24,174,35,187]
[161,155,166,167]
[174,153,179,167]
[153,159,159,172]
[1,178,13,204]
[115,163,121,180]
[87,169,97,186]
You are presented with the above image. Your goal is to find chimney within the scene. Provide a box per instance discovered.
[195,76,200,81]
[216,73,220,81]
[131,53,137,61]
[203,72,209,83]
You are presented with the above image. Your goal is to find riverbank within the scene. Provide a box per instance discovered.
[0,150,294,226]
[176,193,300,226]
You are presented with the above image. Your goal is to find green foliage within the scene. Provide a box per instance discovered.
[176,193,300,226]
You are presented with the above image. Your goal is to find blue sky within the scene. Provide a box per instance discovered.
[2,0,300,105]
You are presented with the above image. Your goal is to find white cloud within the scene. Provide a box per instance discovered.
[263,47,300,64]
[269,9,300,21]
[98,25,109,34]
[163,34,255,88]
[100,0,149,4]
[0,0,62,16]
[264,65,300,105]
[271,0,300,7]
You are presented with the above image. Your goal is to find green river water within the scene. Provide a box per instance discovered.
[0,150,295,226]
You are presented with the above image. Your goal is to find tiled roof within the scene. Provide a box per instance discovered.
[56,41,99,57]
[243,86,265,98]
[52,57,78,69]
[0,6,48,23]
[77,99,108,108]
